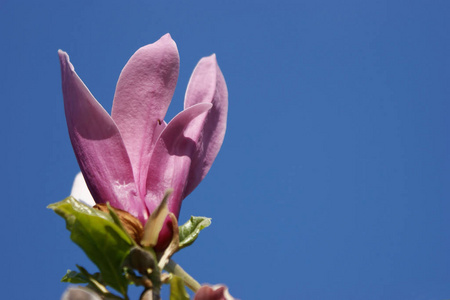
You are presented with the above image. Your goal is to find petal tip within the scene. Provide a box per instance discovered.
[205,102,213,110]
[203,53,217,62]
[196,54,220,71]
[58,50,75,72]
[58,49,67,62]
[136,33,178,58]
[158,33,176,46]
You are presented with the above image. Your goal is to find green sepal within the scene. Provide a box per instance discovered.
[48,197,133,296]
[178,216,211,250]
[170,275,190,300]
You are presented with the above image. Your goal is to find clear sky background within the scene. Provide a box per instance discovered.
[1,1,449,299]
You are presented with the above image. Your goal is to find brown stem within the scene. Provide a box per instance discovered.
[140,288,161,300]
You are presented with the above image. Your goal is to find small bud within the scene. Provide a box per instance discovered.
[141,189,172,248]
[94,203,143,242]
[127,247,156,277]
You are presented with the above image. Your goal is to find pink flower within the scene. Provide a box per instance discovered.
[59,34,227,248]
[194,285,236,300]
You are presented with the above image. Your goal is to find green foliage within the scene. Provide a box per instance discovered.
[178,216,212,250]
[49,197,133,296]
[170,275,190,300]
[61,269,90,284]
[49,198,211,298]
[61,267,103,285]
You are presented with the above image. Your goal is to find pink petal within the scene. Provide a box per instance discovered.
[144,102,213,217]
[111,34,179,196]
[59,50,147,222]
[182,54,228,197]
[144,103,211,249]
[194,285,236,300]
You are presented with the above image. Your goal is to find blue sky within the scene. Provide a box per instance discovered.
[1,1,449,299]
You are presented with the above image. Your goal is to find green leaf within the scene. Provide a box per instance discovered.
[61,269,90,284]
[170,275,190,300]
[178,216,211,250]
[49,197,133,296]
[61,268,104,285]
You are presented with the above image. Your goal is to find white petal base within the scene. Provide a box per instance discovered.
[71,172,96,207]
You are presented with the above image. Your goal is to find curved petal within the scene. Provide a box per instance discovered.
[145,102,213,216]
[59,51,147,222]
[182,54,228,197]
[70,172,95,207]
[111,34,179,194]
[144,103,212,249]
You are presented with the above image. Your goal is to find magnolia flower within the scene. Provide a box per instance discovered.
[59,34,227,248]
[194,285,236,300]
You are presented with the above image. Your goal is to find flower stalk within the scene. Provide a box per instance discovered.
[165,259,201,292]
